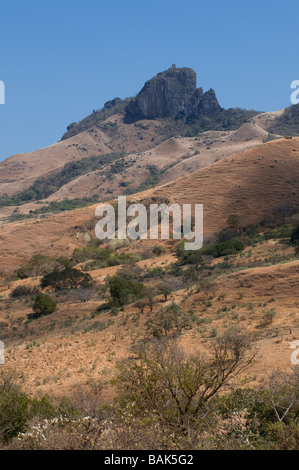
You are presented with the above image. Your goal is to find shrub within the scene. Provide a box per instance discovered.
[146,302,192,338]
[178,238,245,266]
[10,284,39,299]
[261,308,276,326]
[227,214,241,229]
[152,245,166,256]
[0,370,29,442]
[33,293,56,317]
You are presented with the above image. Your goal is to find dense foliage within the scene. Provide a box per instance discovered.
[41,268,93,291]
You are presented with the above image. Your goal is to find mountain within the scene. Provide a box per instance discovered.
[1,67,299,427]
[0,65,285,224]
[61,65,258,140]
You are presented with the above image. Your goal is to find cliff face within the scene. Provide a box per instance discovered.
[124,66,221,123]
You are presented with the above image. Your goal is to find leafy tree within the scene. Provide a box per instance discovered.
[108,275,145,306]
[291,224,299,253]
[146,302,192,338]
[157,282,173,302]
[41,268,93,290]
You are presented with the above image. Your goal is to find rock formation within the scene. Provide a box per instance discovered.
[124,65,221,123]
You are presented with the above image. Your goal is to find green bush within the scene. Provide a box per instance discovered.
[152,245,166,256]
[0,371,30,442]
[291,224,299,244]
[178,238,245,267]
[33,293,57,316]
[108,274,146,306]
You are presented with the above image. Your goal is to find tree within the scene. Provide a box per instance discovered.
[41,268,93,290]
[291,224,299,253]
[10,284,39,299]
[114,328,256,437]
[68,287,96,303]
[157,282,173,302]
[33,293,56,317]
[145,286,156,313]
[16,254,54,279]
[146,302,192,338]
[108,275,145,306]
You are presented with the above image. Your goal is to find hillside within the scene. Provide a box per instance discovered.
[0,110,281,224]
[0,136,298,272]
[1,129,299,451]
[1,66,299,451]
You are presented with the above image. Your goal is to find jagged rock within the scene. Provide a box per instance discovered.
[124,65,221,123]
[104,97,122,109]
[125,66,197,122]
[184,88,221,119]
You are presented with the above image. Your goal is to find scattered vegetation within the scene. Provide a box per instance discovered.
[267,104,299,136]
[0,152,124,208]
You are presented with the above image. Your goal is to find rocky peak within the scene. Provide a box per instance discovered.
[124,66,221,123]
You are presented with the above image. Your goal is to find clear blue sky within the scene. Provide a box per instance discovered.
[0,0,298,161]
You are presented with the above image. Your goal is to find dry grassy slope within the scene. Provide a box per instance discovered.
[221,260,299,302]
[152,137,299,237]
[0,110,280,202]
[2,251,298,396]
[0,114,164,197]
[0,205,96,271]
[0,137,299,271]
[181,259,299,381]
[43,121,271,203]
[0,111,282,221]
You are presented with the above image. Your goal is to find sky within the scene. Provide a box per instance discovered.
[0,0,298,161]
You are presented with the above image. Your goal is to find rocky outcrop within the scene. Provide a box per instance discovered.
[124,65,221,123]
[62,66,224,139]
[184,87,221,119]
